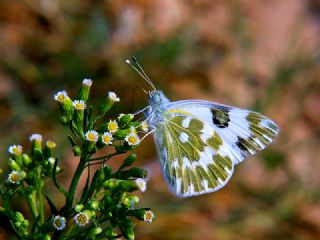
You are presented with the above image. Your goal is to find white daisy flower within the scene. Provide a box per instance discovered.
[74,212,90,227]
[72,100,86,110]
[85,130,99,142]
[8,170,22,184]
[125,133,140,146]
[53,215,66,230]
[54,91,68,103]
[8,145,23,155]
[143,210,155,223]
[29,134,42,142]
[102,132,113,145]
[135,178,147,192]
[107,120,119,133]
[82,78,92,86]
[108,91,120,102]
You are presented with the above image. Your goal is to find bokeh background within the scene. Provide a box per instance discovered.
[1,0,320,239]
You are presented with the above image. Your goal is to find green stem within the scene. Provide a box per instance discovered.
[37,167,44,224]
[90,152,118,161]
[27,190,39,222]
[65,154,89,218]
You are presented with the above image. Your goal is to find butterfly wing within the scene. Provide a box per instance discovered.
[166,100,280,164]
[153,100,279,197]
[153,109,234,197]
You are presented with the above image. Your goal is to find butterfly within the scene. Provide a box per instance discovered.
[126,58,279,197]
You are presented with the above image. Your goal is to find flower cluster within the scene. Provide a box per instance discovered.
[0,78,154,240]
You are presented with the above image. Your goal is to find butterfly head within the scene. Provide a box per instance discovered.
[148,90,170,108]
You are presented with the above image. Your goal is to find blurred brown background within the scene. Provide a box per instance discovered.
[0,0,320,239]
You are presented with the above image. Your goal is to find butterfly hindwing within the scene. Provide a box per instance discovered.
[154,109,234,197]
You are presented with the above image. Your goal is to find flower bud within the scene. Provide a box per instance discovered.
[9,159,21,171]
[22,154,32,166]
[77,78,92,101]
[90,227,102,236]
[120,219,135,240]
[72,100,86,130]
[29,134,43,153]
[97,91,120,117]
[89,201,99,210]
[43,140,56,159]
[72,145,82,156]
[15,211,25,222]
[75,204,84,212]
[54,90,74,124]
[128,209,155,222]
[120,154,136,169]
[118,114,134,125]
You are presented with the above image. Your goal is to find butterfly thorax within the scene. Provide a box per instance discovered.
[146,90,170,128]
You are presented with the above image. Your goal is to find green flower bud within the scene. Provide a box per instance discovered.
[89,201,99,210]
[54,90,74,124]
[97,91,120,117]
[22,154,32,166]
[114,129,131,140]
[118,114,134,125]
[15,212,25,222]
[120,154,136,169]
[14,222,21,228]
[77,79,92,101]
[75,204,84,212]
[90,227,102,236]
[9,159,21,171]
[22,220,29,228]
[72,100,86,131]
[43,140,56,159]
[29,134,43,153]
[128,209,155,222]
[43,234,51,240]
[72,145,82,156]
[120,218,135,240]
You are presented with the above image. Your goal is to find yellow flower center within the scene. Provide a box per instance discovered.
[54,219,62,228]
[144,211,154,222]
[76,213,88,225]
[12,147,20,154]
[87,133,96,140]
[128,136,137,144]
[103,135,111,143]
[58,94,65,101]
[108,122,118,133]
[10,173,20,182]
[76,103,83,109]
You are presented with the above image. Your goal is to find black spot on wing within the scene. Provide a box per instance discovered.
[236,136,248,151]
[211,107,230,128]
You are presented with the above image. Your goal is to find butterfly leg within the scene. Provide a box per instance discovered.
[140,126,156,141]
[133,105,152,116]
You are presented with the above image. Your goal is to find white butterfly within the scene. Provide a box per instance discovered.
[127,58,279,197]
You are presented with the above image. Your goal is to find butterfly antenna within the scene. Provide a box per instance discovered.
[125,58,156,91]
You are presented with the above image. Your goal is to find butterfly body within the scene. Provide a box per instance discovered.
[145,90,279,197]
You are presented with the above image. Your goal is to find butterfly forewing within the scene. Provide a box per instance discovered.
[167,100,280,165]
[154,109,234,197]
